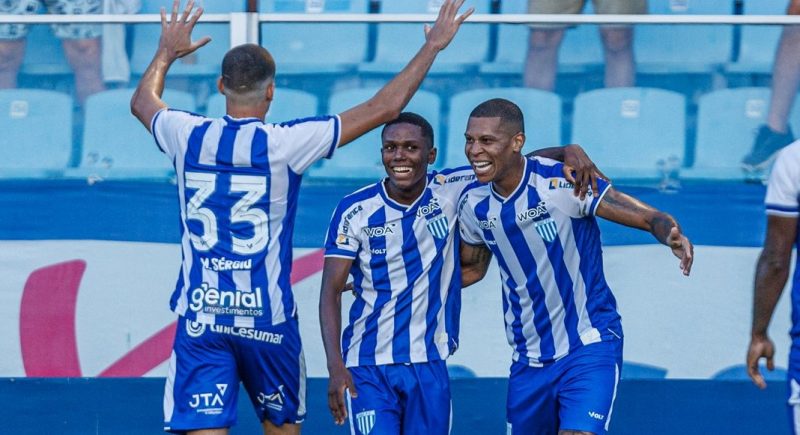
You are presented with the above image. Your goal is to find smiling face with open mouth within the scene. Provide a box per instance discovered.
[464,116,525,196]
[381,121,437,205]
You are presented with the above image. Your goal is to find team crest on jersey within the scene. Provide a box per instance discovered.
[426,214,449,239]
[355,410,376,434]
[534,217,558,243]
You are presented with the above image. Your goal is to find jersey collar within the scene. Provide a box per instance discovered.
[490,157,529,204]
[379,176,429,213]
[223,115,264,125]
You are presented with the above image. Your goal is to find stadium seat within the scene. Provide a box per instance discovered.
[443,88,562,168]
[686,87,800,179]
[726,0,786,75]
[259,0,369,74]
[21,24,71,76]
[308,87,441,180]
[621,361,668,379]
[570,87,686,179]
[635,0,734,74]
[0,89,72,178]
[712,364,787,381]
[359,0,491,74]
[130,0,245,76]
[76,88,196,179]
[480,1,603,75]
[206,87,319,121]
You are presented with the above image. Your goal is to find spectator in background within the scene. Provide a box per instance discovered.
[524,0,647,91]
[742,0,800,172]
[0,0,106,104]
[746,141,800,417]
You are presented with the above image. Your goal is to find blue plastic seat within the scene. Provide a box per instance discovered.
[687,87,800,179]
[77,88,196,179]
[570,87,685,179]
[726,0,786,74]
[443,88,561,168]
[206,87,319,122]
[21,24,71,76]
[130,0,244,76]
[308,87,441,180]
[359,0,491,74]
[635,0,734,74]
[480,1,603,75]
[0,89,72,178]
[712,364,786,381]
[260,0,369,74]
[621,361,668,380]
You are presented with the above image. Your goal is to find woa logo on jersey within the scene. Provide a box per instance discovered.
[189,283,264,317]
[517,201,558,243]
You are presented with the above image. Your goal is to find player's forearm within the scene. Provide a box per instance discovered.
[130,52,173,128]
[461,265,486,288]
[751,251,791,337]
[527,146,565,161]
[320,287,346,371]
[647,211,679,246]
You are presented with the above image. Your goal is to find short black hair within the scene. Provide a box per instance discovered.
[469,98,524,134]
[381,112,435,149]
[221,44,275,93]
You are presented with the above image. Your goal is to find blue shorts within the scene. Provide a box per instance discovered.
[507,339,623,435]
[163,316,306,433]
[346,361,451,435]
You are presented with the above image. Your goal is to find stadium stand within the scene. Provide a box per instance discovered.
[571,87,686,179]
[20,24,71,76]
[74,88,195,179]
[712,364,787,381]
[205,87,319,121]
[480,0,604,76]
[359,0,492,74]
[726,0,786,75]
[259,0,370,75]
[443,87,562,168]
[635,0,734,74]
[0,89,72,178]
[130,0,245,76]
[308,87,441,179]
[687,86,800,179]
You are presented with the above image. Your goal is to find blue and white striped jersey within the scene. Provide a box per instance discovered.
[459,157,622,366]
[324,167,478,367]
[764,141,800,341]
[152,109,340,328]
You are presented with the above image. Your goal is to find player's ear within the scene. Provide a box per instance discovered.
[428,145,437,164]
[216,76,225,95]
[512,132,525,153]
[265,81,275,103]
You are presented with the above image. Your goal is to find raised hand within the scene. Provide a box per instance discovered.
[159,0,211,61]
[561,144,611,200]
[666,226,693,276]
[423,0,474,51]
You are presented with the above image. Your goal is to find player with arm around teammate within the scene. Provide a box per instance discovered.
[319,111,604,435]
[457,99,693,435]
[746,141,800,432]
[129,1,472,434]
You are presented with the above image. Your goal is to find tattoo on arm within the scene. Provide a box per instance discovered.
[465,244,492,266]
[650,213,675,244]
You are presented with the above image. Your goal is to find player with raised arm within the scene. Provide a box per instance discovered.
[457,99,693,435]
[129,1,472,433]
[319,111,604,434]
[746,141,800,430]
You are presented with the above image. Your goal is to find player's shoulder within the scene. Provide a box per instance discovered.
[776,140,800,164]
[266,115,338,131]
[528,156,564,179]
[339,182,383,209]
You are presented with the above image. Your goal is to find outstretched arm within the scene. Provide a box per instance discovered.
[337,0,473,146]
[527,144,610,199]
[747,215,797,389]
[460,240,492,287]
[320,256,358,425]
[130,0,210,130]
[595,187,693,276]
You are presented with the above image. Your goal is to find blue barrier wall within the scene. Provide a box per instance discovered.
[0,378,788,434]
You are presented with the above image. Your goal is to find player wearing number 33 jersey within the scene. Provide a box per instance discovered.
[152,108,340,431]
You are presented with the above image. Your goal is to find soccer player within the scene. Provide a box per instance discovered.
[457,99,694,435]
[129,1,472,434]
[746,141,800,421]
[319,111,603,435]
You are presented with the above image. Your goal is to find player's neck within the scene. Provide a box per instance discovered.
[384,178,426,206]
[492,155,525,198]
[225,102,267,120]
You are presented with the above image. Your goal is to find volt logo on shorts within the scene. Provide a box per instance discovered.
[257,385,285,412]
[588,411,605,420]
[189,383,228,415]
[189,283,264,317]
[355,410,376,435]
